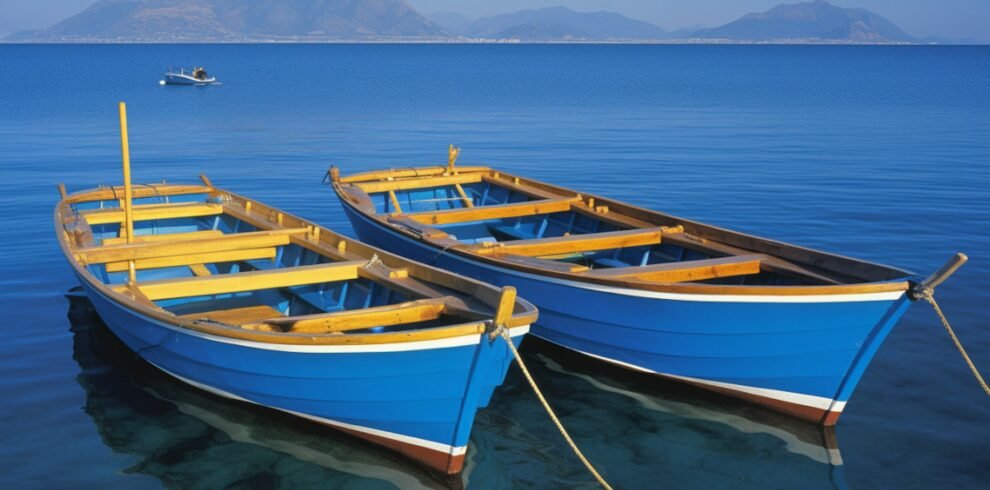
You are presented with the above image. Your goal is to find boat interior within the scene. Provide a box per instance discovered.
[334,164,912,292]
[58,179,531,338]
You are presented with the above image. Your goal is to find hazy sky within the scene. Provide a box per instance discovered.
[1,0,988,41]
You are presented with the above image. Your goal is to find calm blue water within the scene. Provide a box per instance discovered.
[0,44,987,489]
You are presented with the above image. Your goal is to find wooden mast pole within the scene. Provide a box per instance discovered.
[118,101,137,284]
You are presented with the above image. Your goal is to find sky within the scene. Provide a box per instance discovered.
[1,0,988,42]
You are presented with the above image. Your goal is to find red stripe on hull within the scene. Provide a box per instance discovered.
[319,421,466,474]
[655,373,844,426]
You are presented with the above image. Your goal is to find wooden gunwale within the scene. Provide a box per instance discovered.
[334,167,913,296]
[56,184,537,346]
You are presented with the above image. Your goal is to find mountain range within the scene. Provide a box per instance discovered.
[4,0,938,43]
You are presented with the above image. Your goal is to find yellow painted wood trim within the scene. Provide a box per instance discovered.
[117,260,367,301]
[493,286,517,328]
[188,263,212,277]
[584,254,766,283]
[81,202,223,225]
[80,227,307,265]
[402,197,578,225]
[355,173,483,194]
[481,175,564,200]
[388,190,403,214]
[473,227,663,257]
[454,183,474,208]
[251,297,452,334]
[102,229,224,246]
[105,247,276,273]
[339,166,490,184]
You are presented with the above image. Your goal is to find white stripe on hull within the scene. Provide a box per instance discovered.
[540,336,846,413]
[150,360,468,457]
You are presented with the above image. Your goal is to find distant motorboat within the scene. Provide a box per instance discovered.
[161,67,216,85]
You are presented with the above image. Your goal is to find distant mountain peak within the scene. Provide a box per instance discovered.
[696,0,915,43]
[7,0,449,42]
[465,6,668,41]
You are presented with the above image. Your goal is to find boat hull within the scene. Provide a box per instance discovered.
[340,199,910,425]
[164,74,216,85]
[76,273,527,474]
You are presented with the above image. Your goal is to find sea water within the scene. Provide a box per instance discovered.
[0,44,987,489]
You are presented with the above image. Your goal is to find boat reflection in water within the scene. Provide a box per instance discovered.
[66,288,459,489]
[480,338,848,489]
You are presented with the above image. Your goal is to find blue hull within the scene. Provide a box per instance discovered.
[340,199,911,424]
[76,273,527,473]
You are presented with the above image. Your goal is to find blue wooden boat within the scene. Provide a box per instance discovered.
[56,177,536,474]
[329,155,929,426]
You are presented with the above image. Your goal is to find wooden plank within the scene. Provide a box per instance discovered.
[250,297,451,334]
[493,287,517,328]
[105,247,276,273]
[179,305,284,326]
[403,197,577,225]
[102,229,223,246]
[80,228,307,265]
[339,166,489,184]
[662,233,845,285]
[386,216,451,239]
[66,185,212,204]
[453,183,474,207]
[355,173,483,194]
[584,255,766,283]
[388,190,403,214]
[82,202,223,225]
[473,228,663,257]
[498,254,590,273]
[482,175,564,200]
[188,264,212,277]
[571,203,656,230]
[117,260,366,301]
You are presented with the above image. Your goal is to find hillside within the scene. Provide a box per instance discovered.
[694,0,914,43]
[465,7,668,41]
[8,0,448,41]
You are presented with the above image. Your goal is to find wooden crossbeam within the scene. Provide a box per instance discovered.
[402,197,577,225]
[81,202,223,225]
[662,233,844,285]
[498,254,590,273]
[179,305,284,327]
[388,190,403,213]
[79,228,308,265]
[102,229,223,246]
[105,247,276,273]
[246,297,452,333]
[115,260,366,301]
[355,173,483,194]
[583,255,766,283]
[453,183,474,207]
[188,264,212,277]
[473,228,663,257]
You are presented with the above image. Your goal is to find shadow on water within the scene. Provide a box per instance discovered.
[65,288,461,490]
[481,337,851,489]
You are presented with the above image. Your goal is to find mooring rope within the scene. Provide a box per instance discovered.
[496,327,614,490]
[917,288,990,396]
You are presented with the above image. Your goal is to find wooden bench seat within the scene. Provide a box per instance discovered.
[81,202,223,225]
[401,197,578,225]
[179,305,284,325]
[77,227,308,265]
[113,260,367,301]
[583,255,767,283]
[243,297,454,333]
[472,227,664,257]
